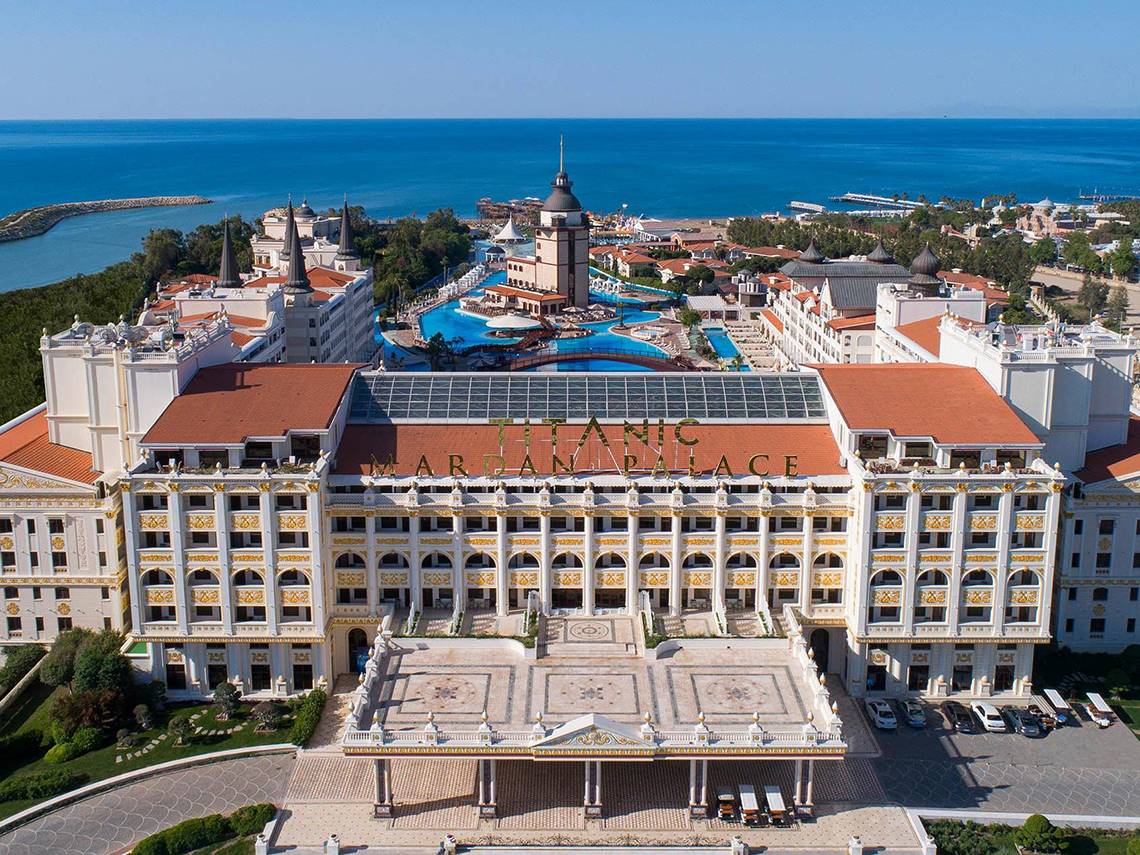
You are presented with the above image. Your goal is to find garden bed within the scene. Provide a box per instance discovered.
[0,685,291,820]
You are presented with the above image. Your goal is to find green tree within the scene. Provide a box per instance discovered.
[1111,240,1137,279]
[1105,285,1130,330]
[138,228,186,283]
[1077,274,1110,317]
[1029,236,1057,267]
[424,332,460,371]
[686,264,715,286]
[1063,232,1102,273]
[677,308,702,328]
[39,628,92,689]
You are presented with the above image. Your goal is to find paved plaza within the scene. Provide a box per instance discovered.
[377,628,813,731]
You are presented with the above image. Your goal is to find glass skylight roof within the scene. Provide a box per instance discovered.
[348,372,826,423]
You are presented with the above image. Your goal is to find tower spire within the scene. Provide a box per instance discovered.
[336,195,358,261]
[559,134,564,173]
[279,197,296,264]
[217,217,241,288]
[283,223,312,294]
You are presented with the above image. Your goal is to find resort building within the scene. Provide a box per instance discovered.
[486,144,590,313]
[97,362,1067,702]
[765,241,912,366]
[153,206,376,365]
[251,198,347,271]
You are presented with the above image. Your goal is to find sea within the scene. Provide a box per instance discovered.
[1,118,1139,291]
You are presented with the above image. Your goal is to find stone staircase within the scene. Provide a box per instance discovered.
[725,611,762,637]
[541,616,640,659]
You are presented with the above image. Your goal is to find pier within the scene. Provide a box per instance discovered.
[787,200,826,214]
[828,192,924,210]
[0,195,211,243]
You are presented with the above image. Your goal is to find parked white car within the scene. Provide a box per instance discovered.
[970,702,1009,733]
[865,699,898,730]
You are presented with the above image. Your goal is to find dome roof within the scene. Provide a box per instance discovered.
[909,242,941,277]
[295,198,316,218]
[542,136,582,213]
[867,239,894,264]
[798,241,825,263]
[486,313,542,331]
[543,172,582,213]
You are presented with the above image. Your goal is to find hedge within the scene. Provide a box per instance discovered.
[0,731,45,775]
[289,689,327,746]
[131,803,276,855]
[0,768,87,802]
[229,802,276,836]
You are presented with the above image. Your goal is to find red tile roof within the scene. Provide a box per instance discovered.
[246,267,357,289]
[334,422,844,477]
[813,364,1039,445]
[1075,416,1140,484]
[827,314,875,331]
[0,411,100,484]
[143,363,362,445]
[761,309,784,333]
[894,315,944,357]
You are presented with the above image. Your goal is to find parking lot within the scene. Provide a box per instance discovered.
[859,697,1140,814]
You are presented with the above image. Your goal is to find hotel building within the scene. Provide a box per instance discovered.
[56,358,1058,703]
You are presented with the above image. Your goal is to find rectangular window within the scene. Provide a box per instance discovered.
[1131,587,1139,602]
[1073,519,1083,535]
[35,617,44,633]
[292,663,314,691]
[1090,618,1106,634]
[207,664,228,690]
[1099,519,1115,535]
[1065,618,1074,632]
[54,587,69,600]
[1072,553,1081,568]
[1096,553,1111,569]
[1128,618,1137,633]
[250,663,271,691]
[57,617,72,632]
[48,518,64,534]
[165,661,187,691]
[6,616,19,633]
[1067,587,1077,601]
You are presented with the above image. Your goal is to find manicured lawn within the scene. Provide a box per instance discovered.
[926,820,1137,855]
[0,681,65,737]
[0,685,292,820]
[1113,699,1140,738]
[196,835,257,855]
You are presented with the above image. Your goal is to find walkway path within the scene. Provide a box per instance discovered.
[0,753,294,855]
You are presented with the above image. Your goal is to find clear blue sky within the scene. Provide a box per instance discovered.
[3,0,1138,119]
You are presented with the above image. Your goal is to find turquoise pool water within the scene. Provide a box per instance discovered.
[417,271,522,347]
[704,327,739,358]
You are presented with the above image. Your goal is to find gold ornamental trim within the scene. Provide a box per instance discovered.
[336,572,366,587]
[639,571,669,588]
[510,571,539,587]
[423,572,452,587]
[728,571,756,587]
[596,570,625,588]
[277,514,308,530]
[553,571,582,587]
[466,571,496,587]
[191,588,220,605]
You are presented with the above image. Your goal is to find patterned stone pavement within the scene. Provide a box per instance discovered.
[0,753,294,855]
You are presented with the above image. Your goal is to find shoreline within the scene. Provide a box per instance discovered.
[0,195,211,243]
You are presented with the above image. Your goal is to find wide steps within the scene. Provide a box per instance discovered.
[544,641,638,658]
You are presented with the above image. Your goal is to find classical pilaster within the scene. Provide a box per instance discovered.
[260,485,279,635]
[670,515,683,617]
[495,513,508,617]
[994,483,1014,634]
[948,483,967,636]
[307,483,326,627]
[713,510,727,614]
[168,485,189,636]
[214,486,233,634]
[539,512,551,614]
[583,513,595,616]
[626,511,638,616]
[122,487,144,633]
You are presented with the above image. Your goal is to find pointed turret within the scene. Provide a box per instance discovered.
[907,242,943,296]
[279,198,296,263]
[798,240,825,263]
[335,196,358,261]
[283,224,312,294]
[217,219,241,288]
[867,239,893,264]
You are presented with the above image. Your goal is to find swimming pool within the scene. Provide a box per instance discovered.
[416,271,522,347]
[524,359,654,373]
[704,327,740,359]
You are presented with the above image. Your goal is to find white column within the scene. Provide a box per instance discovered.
[713,512,727,614]
[758,511,771,611]
[489,759,496,805]
[794,757,803,804]
[260,486,279,635]
[670,516,683,617]
[994,486,1014,634]
[689,758,697,806]
[214,488,233,634]
[452,514,465,613]
[805,758,815,806]
[307,485,326,628]
[539,513,552,613]
[495,514,508,616]
[948,484,967,636]
[583,514,595,616]
[122,489,144,633]
[584,760,591,804]
[799,511,814,610]
[626,514,638,616]
[595,760,602,805]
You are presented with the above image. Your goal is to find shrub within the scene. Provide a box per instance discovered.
[1015,814,1068,853]
[289,688,327,746]
[0,768,86,802]
[116,728,134,749]
[925,820,1007,855]
[252,701,279,732]
[72,630,132,697]
[132,813,234,855]
[51,688,123,735]
[0,644,45,693]
[213,682,240,721]
[134,703,153,730]
[229,802,276,836]
[0,731,45,774]
[1127,834,1140,855]
[44,742,79,764]
[167,716,191,746]
[71,725,103,755]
